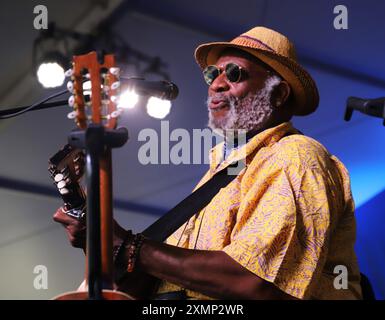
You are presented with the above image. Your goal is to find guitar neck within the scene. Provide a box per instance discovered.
[84,149,114,290]
[99,149,114,288]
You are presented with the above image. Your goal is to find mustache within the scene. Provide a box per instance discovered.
[206,94,236,108]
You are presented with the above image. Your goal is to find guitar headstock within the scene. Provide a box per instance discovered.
[48,144,86,214]
[65,51,121,129]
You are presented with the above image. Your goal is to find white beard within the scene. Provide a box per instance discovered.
[207,75,281,132]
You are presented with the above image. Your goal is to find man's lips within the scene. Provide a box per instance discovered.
[209,100,229,111]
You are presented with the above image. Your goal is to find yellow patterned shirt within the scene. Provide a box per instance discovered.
[157,121,362,299]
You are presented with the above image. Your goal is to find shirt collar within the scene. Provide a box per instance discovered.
[209,121,299,173]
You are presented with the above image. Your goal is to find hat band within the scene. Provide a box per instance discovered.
[235,35,276,53]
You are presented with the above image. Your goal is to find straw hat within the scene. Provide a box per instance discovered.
[194,26,319,115]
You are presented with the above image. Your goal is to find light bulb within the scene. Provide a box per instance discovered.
[146,97,171,119]
[36,62,65,88]
[117,89,139,109]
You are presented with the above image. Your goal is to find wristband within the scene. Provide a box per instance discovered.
[114,231,146,274]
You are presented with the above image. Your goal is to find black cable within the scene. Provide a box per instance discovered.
[0,99,69,117]
[0,89,68,119]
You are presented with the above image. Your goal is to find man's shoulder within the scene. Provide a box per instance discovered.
[278,133,329,155]
[257,132,332,172]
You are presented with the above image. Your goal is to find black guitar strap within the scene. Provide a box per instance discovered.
[142,162,239,242]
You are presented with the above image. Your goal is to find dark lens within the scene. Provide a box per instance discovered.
[225,63,241,83]
[203,65,220,85]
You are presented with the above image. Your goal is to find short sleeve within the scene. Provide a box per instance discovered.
[222,165,332,299]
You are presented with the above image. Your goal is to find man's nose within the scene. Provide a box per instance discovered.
[209,72,229,93]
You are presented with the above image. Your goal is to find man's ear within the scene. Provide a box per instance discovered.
[271,80,291,108]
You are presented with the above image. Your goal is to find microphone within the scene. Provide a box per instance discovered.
[345,97,385,125]
[121,78,179,100]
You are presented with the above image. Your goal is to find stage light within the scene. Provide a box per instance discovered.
[36,62,65,88]
[117,89,139,109]
[35,52,67,88]
[146,97,171,119]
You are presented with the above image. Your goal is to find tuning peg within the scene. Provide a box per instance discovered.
[68,95,75,107]
[57,181,66,189]
[110,110,123,118]
[64,69,73,77]
[67,81,74,92]
[67,111,78,119]
[59,188,69,195]
[111,81,120,90]
[110,95,118,103]
[109,67,120,76]
[54,173,64,182]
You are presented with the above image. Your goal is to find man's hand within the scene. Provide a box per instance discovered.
[52,207,128,252]
[53,207,86,249]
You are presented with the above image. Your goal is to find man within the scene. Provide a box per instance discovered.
[54,26,362,299]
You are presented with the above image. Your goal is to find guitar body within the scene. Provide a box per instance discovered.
[52,270,159,300]
[115,271,161,300]
[53,290,134,300]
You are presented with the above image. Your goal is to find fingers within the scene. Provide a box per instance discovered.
[53,207,80,225]
[66,225,86,248]
[53,207,86,248]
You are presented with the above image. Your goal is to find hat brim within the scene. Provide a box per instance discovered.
[195,42,319,116]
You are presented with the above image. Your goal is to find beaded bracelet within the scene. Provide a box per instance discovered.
[113,231,146,273]
[126,233,146,272]
[113,230,133,263]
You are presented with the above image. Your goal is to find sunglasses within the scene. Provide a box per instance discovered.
[203,63,244,86]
